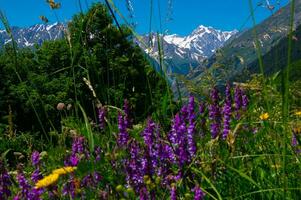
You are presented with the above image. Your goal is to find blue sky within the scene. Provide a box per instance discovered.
[0,0,289,35]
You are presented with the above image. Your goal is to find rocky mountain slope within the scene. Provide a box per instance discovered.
[0,23,64,48]
[187,0,301,84]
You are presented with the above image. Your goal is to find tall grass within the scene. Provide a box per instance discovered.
[0,11,49,141]
[0,0,300,199]
[282,0,296,198]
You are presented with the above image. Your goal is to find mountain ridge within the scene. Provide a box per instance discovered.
[187,0,301,84]
[0,22,65,48]
[139,25,238,74]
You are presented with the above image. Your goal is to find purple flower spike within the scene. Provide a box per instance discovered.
[142,119,156,148]
[97,106,107,130]
[234,86,243,119]
[125,141,144,192]
[123,99,133,129]
[94,146,101,162]
[16,171,31,199]
[209,88,221,139]
[139,187,149,200]
[192,185,205,200]
[242,90,249,111]
[62,178,77,199]
[141,119,158,174]
[180,105,189,121]
[70,154,79,166]
[31,151,40,167]
[187,95,196,158]
[170,185,177,200]
[222,84,232,139]
[72,136,85,155]
[0,161,12,199]
[31,168,43,183]
[117,112,130,147]
[199,102,205,114]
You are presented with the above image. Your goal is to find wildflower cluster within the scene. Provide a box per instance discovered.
[117,85,249,199]
[1,85,253,200]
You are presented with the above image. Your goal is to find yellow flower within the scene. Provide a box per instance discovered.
[52,166,77,175]
[35,173,59,189]
[295,111,301,116]
[260,113,269,120]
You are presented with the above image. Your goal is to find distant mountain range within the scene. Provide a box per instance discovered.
[0,22,237,75]
[0,0,299,88]
[187,0,301,84]
[139,26,237,74]
[0,23,64,48]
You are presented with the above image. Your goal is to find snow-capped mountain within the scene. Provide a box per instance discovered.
[0,23,237,75]
[0,23,65,48]
[140,25,238,74]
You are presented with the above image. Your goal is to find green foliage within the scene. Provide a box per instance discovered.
[0,3,169,141]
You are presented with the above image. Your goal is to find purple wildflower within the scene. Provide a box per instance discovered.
[31,151,40,167]
[292,134,298,147]
[31,168,42,183]
[0,161,12,199]
[117,112,130,147]
[192,185,205,200]
[94,146,101,162]
[93,171,102,183]
[80,172,102,190]
[142,119,156,148]
[125,141,144,192]
[180,105,189,121]
[70,154,79,166]
[187,95,196,158]
[64,136,86,166]
[209,88,221,139]
[64,154,79,167]
[170,185,177,200]
[97,106,107,130]
[242,90,249,111]
[72,136,85,155]
[123,99,132,129]
[141,119,158,174]
[177,120,189,166]
[48,186,58,199]
[234,86,242,110]
[139,187,149,200]
[13,195,21,200]
[199,102,205,114]
[15,170,41,200]
[62,178,77,199]
[234,86,243,119]
[222,84,232,139]
[199,102,206,137]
